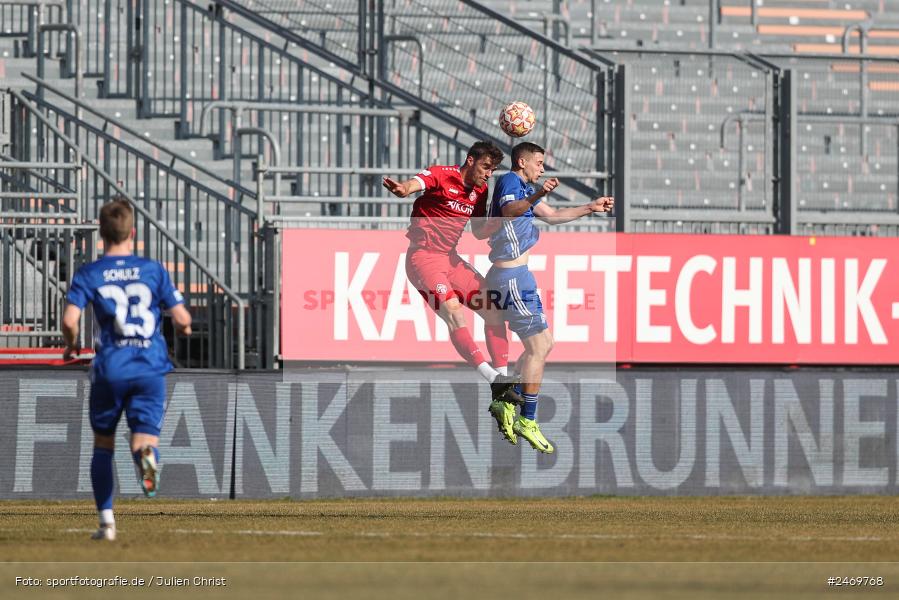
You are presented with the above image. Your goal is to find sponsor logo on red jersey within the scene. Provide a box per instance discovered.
[446,200,474,215]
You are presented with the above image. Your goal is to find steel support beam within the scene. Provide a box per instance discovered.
[613,65,630,232]
[776,70,797,235]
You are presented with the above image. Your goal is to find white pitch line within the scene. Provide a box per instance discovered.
[171,528,321,537]
[363,531,891,543]
[56,528,892,544]
[172,528,215,534]
[235,529,322,537]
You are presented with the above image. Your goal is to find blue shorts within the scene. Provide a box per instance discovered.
[485,265,548,339]
[89,375,168,437]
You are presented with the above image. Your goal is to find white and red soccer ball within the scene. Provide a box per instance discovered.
[499,101,536,138]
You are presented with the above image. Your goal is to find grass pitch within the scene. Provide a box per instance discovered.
[2,496,899,599]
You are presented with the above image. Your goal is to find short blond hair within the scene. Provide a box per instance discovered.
[99,198,133,245]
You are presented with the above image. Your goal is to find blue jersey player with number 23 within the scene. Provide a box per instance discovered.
[62,198,192,542]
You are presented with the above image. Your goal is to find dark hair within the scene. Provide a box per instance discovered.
[511,142,545,168]
[99,197,134,245]
[466,140,504,167]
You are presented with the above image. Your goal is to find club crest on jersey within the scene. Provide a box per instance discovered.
[435,283,448,295]
[469,191,477,201]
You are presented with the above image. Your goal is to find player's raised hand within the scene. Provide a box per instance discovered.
[383,177,407,198]
[541,177,560,196]
[589,196,615,213]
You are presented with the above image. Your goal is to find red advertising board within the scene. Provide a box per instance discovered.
[282,230,899,364]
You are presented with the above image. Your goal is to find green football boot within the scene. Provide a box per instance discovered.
[512,416,554,454]
[489,399,517,445]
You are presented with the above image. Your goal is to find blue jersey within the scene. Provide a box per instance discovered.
[488,172,541,262]
[66,255,184,383]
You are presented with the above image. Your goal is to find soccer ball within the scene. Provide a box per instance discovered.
[499,101,536,138]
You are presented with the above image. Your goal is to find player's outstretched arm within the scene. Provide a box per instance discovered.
[534,195,614,225]
[382,177,423,198]
[500,177,559,218]
[168,304,192,336]
[588,196,615,214]
[61,304,82,361]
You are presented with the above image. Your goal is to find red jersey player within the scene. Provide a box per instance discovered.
[383,141,520,402]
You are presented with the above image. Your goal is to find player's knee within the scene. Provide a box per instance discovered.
[536,333,554,358]
[544,336,555,356]
[440,300,466,329]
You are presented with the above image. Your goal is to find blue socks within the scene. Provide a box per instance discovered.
[91,447,115,512]
[521,390,538,421]
[513,384,540,420]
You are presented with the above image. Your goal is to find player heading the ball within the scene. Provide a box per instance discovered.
[383,141,521,403]
[485,142,614,453]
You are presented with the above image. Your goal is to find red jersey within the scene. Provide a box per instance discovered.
[406,165,487,254]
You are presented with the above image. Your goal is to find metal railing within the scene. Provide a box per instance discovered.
[240,0,362,67]
[97,0,139,96]
[254,163,610,221]
[759,53,899,222]
[25,74,256,201]
[0,144,92,347]
[197,101,603,208]
[0,0,67,56]
[8,88,251,368]
[83,0,498,204]
[9,0,899,243]
[839,24,899,153]
[202,0,608,201]
[199,101,406,193]
[125,0,373,130]
[251,0,612,175]
[20,87,258,292]
[626,203,777,234]
[720,111,768,212]
[35,22,81,104]
[0,219,96,349]
[0,156,81,215]
[585,49,777,231]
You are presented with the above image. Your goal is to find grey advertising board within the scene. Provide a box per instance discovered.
[1,367,897,498]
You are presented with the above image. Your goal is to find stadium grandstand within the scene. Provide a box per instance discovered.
[1,0,898,369]
[3,2,899,591]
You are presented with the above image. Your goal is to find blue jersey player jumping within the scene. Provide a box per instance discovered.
[485,142,613,453]
[62,198,192,541]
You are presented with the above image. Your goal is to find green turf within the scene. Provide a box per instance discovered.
[1,497,898,598]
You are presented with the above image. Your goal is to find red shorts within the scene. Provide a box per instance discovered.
[406,248,486,312]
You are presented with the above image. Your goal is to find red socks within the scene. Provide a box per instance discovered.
[449,327,486,367]
[484,324,509,370]
[449,325,508,372]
